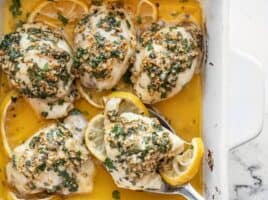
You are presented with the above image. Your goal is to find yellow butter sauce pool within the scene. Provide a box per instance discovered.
[0,0,203,199]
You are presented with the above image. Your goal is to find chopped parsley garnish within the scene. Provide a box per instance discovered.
[73,48,86,68]
[92,0,103,6]
[112,190,120,200]
[37,162,46,171]
[41,111,48,118]
[58,99,64,105]
[126,20,131,29]
[89,53,106,68]
[58,170,79,192]
[0,33,22,62]
[57,12,69,26]
[54,128,65,138]
[137,15,142,24]
[111,124,124,137]
[111,50,121,58]
[94,32,105,47]
[9,0,22,17]
[146,42,154,51]
[104,158,116,171]
[27,27,42,34]
[29,136,41,149]
[0,33,21,51]
[8,49,22,61]
[43,63,49,71]
[70,108,81,115]
[97,13,121,32]
[52,159,66,172]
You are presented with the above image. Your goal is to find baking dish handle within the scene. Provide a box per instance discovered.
[227,49,265,150]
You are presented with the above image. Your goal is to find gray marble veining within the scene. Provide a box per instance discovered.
[229,116,268,200]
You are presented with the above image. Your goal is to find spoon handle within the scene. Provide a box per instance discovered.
[177,184,204,200]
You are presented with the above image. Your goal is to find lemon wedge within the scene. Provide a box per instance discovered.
[136,0,158,26]
[84,114,106,161]
[0,90,19,158]
[107,91,149,116]
[28,0,89,44]
[160,138,204,186]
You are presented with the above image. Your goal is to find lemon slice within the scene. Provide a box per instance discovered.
[77,82,110,109]
[28,0,89,44]
[28,0,89,25]
[160,138,204,186]
[108,91,149,116]
[136,0,158,25]
[77,81,133,109]
[0,90,19,158]
[84,114,106,161]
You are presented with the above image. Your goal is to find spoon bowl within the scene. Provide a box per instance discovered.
[147,106,204,200]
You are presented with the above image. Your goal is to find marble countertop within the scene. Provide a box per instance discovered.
[228,0,268,199]
[229,116,268,200]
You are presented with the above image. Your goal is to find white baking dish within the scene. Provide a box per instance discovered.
[202,0,264,199]
[0,0,265,199]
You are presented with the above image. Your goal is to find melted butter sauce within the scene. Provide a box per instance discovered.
[0,0,203,199]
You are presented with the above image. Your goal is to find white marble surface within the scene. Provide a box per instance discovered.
[229,116,268,200]
[228,0,268,199]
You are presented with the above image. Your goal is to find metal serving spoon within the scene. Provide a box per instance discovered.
[147,107,204,200]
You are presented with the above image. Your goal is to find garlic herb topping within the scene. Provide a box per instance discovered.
[132,22,203,104]
[103,98,184,190]
[0,23,75,119]
[6,113,95,196]
[74,3,136,90]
